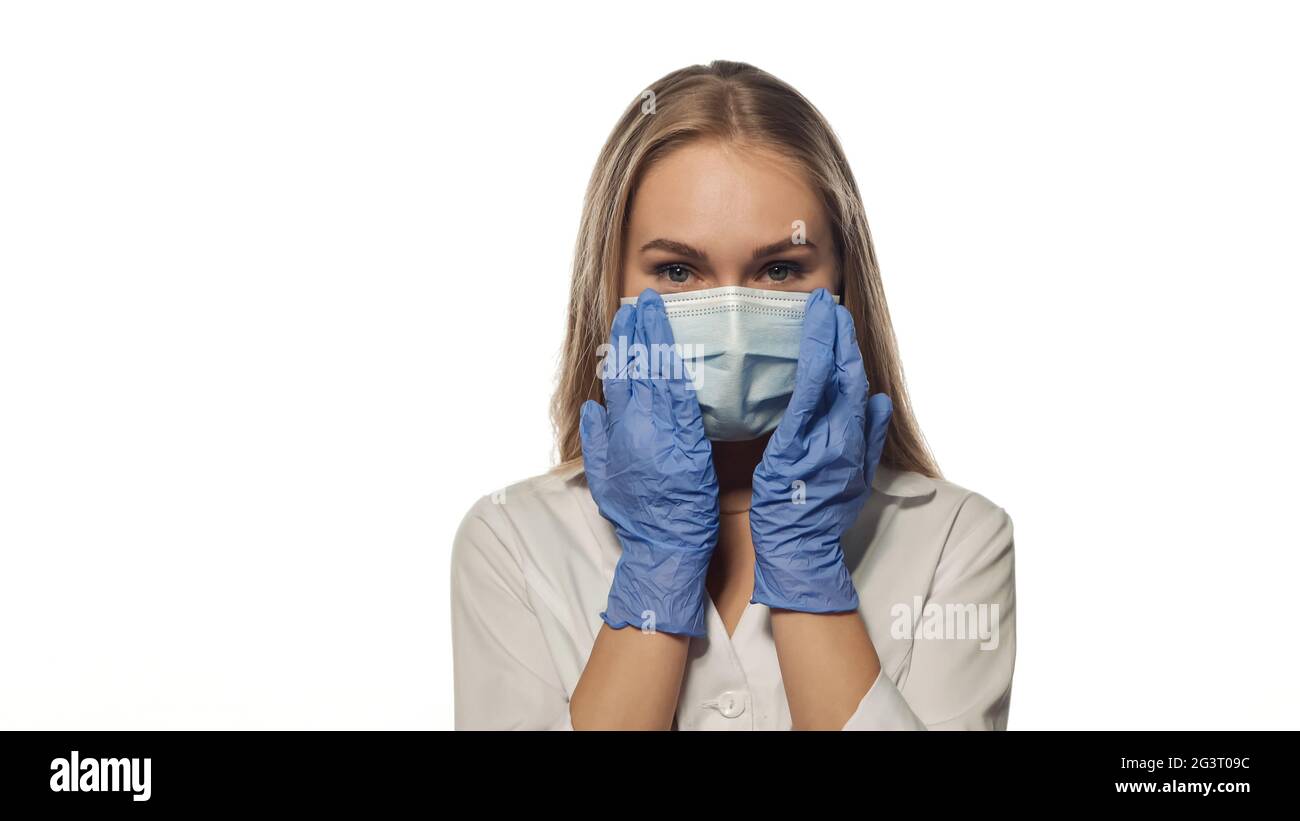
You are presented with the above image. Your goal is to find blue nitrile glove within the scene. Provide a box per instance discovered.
[581,288,720,638]
[749,288,893,613]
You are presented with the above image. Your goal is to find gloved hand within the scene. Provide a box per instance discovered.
[749,288,893,613]
[581,288,720,638]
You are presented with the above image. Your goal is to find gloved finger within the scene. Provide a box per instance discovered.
[667,376,710,450]
[865,392,894,476]
[603,303,636,421]
[637,288,681,387]
[638,289,708,444]
[627,290,656,424]
[633,288,679,439]
[579,399,610,487]
[833,304,869,410]
[635,288,674,343]
[636,288,690,390]
[778,288,837,437]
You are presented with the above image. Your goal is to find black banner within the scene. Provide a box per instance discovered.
[0,730,1290,810]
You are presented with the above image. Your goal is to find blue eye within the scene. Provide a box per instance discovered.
[763,263,801,282]
[657,264,692,283]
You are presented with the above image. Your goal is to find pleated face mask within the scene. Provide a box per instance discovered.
[618,286,839,442]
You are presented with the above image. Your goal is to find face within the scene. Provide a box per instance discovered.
[619,139,838,298]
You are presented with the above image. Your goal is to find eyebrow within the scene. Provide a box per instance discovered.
[638,237,817,262]
[749,237,817,260]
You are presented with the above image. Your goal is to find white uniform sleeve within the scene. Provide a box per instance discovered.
[450,496,574,730]
[842,497,1016,730]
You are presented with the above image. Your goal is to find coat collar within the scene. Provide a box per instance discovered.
[554,461,936,499]
[869,465,938,499]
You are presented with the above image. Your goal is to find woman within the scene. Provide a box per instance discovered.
[451,60,1015,730]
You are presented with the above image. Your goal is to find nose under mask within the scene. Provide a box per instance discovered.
[618,286,839,442]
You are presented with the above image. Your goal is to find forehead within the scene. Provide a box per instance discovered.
[625,140,828,250]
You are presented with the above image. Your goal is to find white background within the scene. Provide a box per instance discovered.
[2,1,1297,730]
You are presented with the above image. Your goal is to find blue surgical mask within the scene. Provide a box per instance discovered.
[618,286,838,442]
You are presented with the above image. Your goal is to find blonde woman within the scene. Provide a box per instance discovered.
[451,61,1016,730]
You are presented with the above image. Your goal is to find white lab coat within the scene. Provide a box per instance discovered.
[450,463,1015,730]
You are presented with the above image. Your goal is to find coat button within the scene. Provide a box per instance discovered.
[716,690,747,718]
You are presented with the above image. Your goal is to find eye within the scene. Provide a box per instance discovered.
[655,263,693,284]
[760,262,802,283]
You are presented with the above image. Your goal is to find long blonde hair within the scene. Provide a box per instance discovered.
[551,60,940,478]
